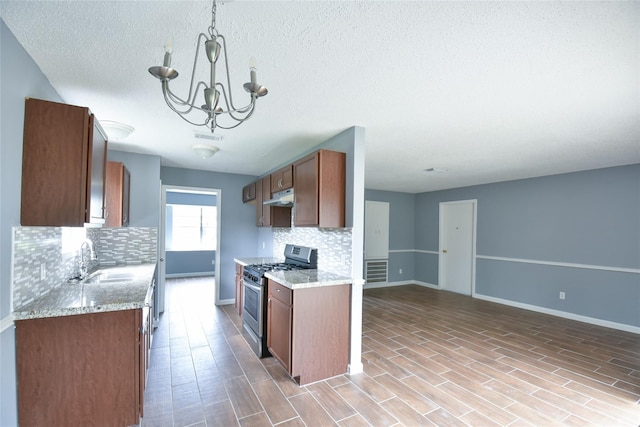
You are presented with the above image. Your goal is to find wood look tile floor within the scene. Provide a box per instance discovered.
[139,279,640,427]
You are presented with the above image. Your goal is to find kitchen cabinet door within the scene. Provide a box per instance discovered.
[293,149,345,227]
[256,175,291,227]
[266,278,351,385]
[16,310,142,426]
[270,164,293,192]
[105,161,130,227]
[267,283,292,372]
[21,98,108,226]
[242,182,256,203]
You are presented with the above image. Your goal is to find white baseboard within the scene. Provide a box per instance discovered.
[1,314,15,333]
[364,280,438,290]
[474,293,640,334]
[218,298,234,306]
[166,272,215,279]
[348,361,364,375]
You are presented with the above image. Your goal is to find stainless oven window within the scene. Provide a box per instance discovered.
[242,280,262,335]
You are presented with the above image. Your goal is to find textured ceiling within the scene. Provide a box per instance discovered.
[2,1,638,193]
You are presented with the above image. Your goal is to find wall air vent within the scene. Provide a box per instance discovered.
[194,132,224,142]
[365,260,388,284]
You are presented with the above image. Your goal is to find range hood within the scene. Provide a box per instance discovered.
[263,188,294,206]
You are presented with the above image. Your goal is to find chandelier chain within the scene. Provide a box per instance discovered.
[209,1,217,37]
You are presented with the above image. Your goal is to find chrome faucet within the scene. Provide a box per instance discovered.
[79,238,97,277]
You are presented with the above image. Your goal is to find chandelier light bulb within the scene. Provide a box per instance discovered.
[163,41,173,67]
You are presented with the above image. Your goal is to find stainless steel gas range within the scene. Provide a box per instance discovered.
[242,244,317,358]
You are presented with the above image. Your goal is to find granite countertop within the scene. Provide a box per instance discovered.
[234,257,283,266]
[264,269,351,290]
[13,264,156,320]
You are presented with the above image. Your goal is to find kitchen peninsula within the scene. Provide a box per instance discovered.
[235,253,351,386]
[13,263,156,427]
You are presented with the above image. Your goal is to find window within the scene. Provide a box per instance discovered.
[166,205,217,251]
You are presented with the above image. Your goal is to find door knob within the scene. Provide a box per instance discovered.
[442,250,448,253]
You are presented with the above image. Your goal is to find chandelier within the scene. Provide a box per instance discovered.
[148,0,268,133]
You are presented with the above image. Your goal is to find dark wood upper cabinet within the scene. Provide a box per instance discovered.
[293,149,345,227]
[105,161,130,227]
[270,164,293,192]
[256,175,291,227]
[242,182,256,203]
[21,98,108,226]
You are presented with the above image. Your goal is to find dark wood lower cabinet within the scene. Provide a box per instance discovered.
[266,279,351,385]
[16,309,149,427]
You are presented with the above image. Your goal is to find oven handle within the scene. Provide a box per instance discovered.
[243,280,262,293]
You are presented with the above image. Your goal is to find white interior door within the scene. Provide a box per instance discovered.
[439,200,476,295]
[365,201,389,260]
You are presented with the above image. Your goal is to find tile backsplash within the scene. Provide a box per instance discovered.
[273,227,352,277]
[87,227,157,265]
[12,226,157,311]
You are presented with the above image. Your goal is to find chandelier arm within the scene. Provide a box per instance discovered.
[163,81,209,115]
[216,83,255,116]
[176,32,213,107]
[217,35,249,112]
[215,101,257,130]
[163,95,212,128]
[163,81,207,113]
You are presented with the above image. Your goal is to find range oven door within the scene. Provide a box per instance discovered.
[242,279,263,337]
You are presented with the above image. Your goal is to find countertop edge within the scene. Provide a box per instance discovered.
[13,264,155,321]
[264,270,352,290]
[234,257,283,266]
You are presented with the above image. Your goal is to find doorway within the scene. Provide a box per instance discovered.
[438,200,477,295]
[160,185,222,314]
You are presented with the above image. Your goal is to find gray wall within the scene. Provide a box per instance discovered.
[416,164,640,327]
[166,251,215,276]
[370,165,638,328]
[160,167,258,300]
[0,19,66,425]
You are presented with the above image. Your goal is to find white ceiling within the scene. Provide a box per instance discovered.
[2,1,638,193]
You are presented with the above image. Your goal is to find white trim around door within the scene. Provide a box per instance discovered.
[438,199,478,296]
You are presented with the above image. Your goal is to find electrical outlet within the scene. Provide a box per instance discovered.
[211,259,215,265]
[40,263,46,280]
[559,291,565,300]
[262,241,265,249]
[399,268,403,274]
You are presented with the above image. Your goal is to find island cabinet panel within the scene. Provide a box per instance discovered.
[270,164,293,192]
[266,279,351,385]
[21,98,108,226]
[293,149,346,228]
[267,280,293,371]
[105,161,130,227]
[242,181,256,203]
[16,309,144,427]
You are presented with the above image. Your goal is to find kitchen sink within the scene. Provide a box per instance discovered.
[67,271,136,285]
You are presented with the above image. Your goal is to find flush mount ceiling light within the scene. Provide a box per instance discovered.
[101,120,135,141]
[148,0,268,134]
[192,143,220,159]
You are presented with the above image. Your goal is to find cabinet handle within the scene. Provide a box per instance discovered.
[276,288,281,293]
